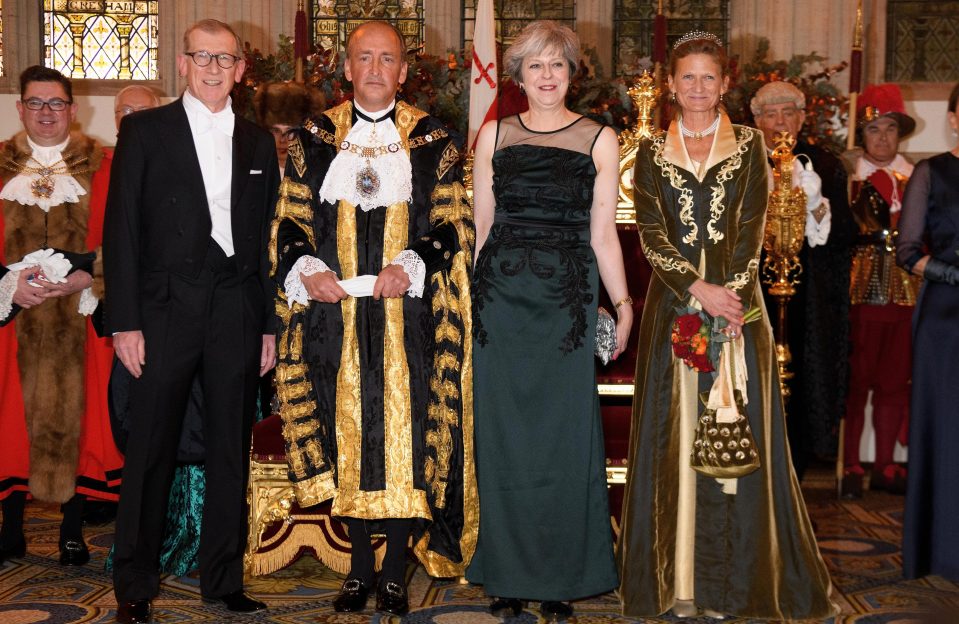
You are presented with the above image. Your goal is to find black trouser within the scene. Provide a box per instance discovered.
[113,242,260,601]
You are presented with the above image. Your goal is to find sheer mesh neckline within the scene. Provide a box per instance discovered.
[495,114,603,156]
[516,113,586,134]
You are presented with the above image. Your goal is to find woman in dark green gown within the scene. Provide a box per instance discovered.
[465,20,633,622]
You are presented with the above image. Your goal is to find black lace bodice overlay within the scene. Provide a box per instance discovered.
[473,115,603,354]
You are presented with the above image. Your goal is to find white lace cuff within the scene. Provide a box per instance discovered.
[805,197,831,248]
[391,250,426,298]
[78,287,98,316]
[285,255,331,307]
[0,270,19,322]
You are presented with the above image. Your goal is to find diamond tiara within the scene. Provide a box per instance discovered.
[673,30,723,50]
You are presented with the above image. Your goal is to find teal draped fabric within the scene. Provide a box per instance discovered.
[106,394,266,576]
[157,463,205,575]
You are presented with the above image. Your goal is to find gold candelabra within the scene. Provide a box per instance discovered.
[762,131,806,402]
[629,70,659,141]
[616,70,660,223]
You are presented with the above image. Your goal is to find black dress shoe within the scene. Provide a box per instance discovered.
[332,578,371,613]
[490,597,525,617]
[116,599,152,623]
[59,538,90,566]
[872,468,907,495]
[0,535,26,563]
[540,601,573,622]
[375,580,409,616]
[202,590,267,613]
[840,472,863,500]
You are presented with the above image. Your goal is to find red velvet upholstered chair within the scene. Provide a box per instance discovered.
[597,223,651,529]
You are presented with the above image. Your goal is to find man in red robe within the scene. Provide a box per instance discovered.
[0,66,120,565]
[842,83,920,498]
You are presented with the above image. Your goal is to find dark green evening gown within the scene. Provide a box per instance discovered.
[466,115,617,601]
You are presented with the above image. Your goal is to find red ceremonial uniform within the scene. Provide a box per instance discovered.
[0,132,122,503]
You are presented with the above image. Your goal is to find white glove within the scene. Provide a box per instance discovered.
[798,167,824,211]
[7,248,72,284]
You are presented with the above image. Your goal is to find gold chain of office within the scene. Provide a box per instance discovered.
[2,156,92,199]
[305,121,449,152]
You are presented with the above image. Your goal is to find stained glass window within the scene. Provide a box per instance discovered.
[462,0,576,49]
[43,0,159,80]
[886,0,959,82]
[614,0,729,76]
[311,0,425,55]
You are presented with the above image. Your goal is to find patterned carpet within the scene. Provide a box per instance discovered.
[1,469,957,623]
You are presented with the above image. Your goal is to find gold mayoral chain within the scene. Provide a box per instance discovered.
[6,155,90,200]
[341,114,403,200]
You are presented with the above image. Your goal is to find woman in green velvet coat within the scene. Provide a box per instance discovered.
[616,33,837,620]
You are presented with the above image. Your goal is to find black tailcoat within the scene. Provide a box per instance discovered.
[103,98,279,601]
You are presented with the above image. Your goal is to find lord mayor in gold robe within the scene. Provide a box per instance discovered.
[617,32,835,621]
[268,96,477,579]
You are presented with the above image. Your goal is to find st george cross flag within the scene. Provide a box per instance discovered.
[468,0,498,150]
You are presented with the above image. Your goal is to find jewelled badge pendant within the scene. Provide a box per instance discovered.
[356,165,381,199]
[30,173,56,199]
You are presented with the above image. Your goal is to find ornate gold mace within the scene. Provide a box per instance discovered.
[762,131,806,403]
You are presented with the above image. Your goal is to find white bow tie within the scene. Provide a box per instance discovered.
[195,108,234,137]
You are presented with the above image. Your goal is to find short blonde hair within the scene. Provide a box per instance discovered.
[503,20,580,84]
[183,19,242,57]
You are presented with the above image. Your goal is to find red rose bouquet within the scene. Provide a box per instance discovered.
[671,306,762,373]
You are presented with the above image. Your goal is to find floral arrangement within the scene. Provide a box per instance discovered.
[671,306,762,374]
[234,36,848,153]
[722,38,850,155]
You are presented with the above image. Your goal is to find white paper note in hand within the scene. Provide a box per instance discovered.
[337,274,378,298]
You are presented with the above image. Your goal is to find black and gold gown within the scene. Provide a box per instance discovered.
[270,101,477,576]
[617,115,836,619]
[466,115,618,601]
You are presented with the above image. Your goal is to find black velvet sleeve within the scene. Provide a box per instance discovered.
[821,149,856,249]
[405,125,472,276]
[271,127,325,288]
[407,222,461,275]
[275,218,315,284]
[897,158,930,273]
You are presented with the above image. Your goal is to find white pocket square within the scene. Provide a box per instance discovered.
[250,169,263,174]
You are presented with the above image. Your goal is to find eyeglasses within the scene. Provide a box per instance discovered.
[184,51,241,69]
[22,98,72,111]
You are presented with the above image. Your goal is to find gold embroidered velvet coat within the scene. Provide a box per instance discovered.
[617,116,836,619]
[269,101,476,576]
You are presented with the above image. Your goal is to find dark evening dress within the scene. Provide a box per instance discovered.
[466,115,617,601]
[898,153,959,581]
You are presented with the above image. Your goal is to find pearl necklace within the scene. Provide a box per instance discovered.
[679,114,721,140]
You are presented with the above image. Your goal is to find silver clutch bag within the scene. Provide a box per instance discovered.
[595,307,617,365]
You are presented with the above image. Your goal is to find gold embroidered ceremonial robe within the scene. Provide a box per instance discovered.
[617,115,836,619]
[270,101,476,576]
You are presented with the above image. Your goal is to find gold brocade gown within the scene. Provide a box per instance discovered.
[617,116,837,619]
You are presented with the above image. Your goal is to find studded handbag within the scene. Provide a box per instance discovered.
[690,338,760,479]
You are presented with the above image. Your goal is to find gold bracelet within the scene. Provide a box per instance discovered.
[614,295,633,310]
